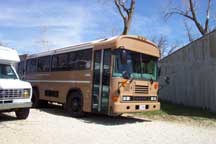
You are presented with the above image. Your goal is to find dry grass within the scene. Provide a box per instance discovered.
[132,101,216,127]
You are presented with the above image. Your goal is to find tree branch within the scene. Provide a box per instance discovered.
[168,43,179,55]
[165,7,194,21]
[189,0,206,35]
[205,0,211,32]
[164,0,212,36]
[129,0,135,14]
[184,20,194,42]
[114,0,126,21]
[114,0,135,35]
[119,0,130,14]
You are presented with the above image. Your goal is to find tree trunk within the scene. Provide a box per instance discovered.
[114,0,135,35]
[122,20,130,35]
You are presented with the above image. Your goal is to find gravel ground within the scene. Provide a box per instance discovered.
[0,107,216,144]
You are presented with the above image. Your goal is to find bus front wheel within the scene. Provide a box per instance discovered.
[66,91,84,117]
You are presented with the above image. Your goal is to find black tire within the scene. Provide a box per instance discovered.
[66,91,84,117]
[32,89,48,108]
[15,108,30,119]
[32,88,40,108]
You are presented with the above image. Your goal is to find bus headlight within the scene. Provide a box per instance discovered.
[23,89,30,98]
[122,96,131,101]
[151,96,157,101]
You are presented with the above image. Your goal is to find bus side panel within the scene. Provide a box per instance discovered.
[27,70,92,112]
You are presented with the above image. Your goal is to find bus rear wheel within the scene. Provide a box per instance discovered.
[32,88,48,108]
[15,108,30,119]
[66,91,84,117]
[32,89,40,108]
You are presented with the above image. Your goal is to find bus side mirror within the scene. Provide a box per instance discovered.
[120,50,127,64]
[122,71,130,79]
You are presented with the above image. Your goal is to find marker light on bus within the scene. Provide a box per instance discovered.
[112,96,119,102]
[154,83,159,89]
[121,79,127,87]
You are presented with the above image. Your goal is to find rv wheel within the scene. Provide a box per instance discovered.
[15,108,30,119]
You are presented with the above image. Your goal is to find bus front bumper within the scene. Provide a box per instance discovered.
[112,102,160,114]
[0,102,32,111]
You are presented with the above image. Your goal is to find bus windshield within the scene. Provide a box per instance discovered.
[113,49,158,80]
[0,64,17,79]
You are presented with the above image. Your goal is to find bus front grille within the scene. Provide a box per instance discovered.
[0,89,24,100]
[122,96,157,102]
[134,85,149,94]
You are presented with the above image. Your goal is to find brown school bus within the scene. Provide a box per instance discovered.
[18,35,160,117]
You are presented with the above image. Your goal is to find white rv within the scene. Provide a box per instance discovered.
[0,46,32,119]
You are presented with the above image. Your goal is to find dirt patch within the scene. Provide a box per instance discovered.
[0,108,216,144]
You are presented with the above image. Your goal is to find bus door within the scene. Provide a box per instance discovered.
[92,49,111,113]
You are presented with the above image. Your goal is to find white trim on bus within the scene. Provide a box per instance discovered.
[27,80,90,84]
[28,45,93,59]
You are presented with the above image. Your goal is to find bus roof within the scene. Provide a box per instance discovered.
[27,35,159,59]
[93,35,159,57]
[0,46,20,64]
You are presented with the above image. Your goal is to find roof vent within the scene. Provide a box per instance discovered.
[100,38,108,42]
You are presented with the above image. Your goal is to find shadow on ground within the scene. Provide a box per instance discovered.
[81,114,150,126]
[0,113,17,122]
[39,104,151,126]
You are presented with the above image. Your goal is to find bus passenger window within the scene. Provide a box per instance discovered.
[38,56,50,72]
[52,53,68,71]
[76,49,92,70]
[68,52,77,70]
[68,49,92,70]
[26,58,37,73]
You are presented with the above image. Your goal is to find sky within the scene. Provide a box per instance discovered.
[0,0,215,54]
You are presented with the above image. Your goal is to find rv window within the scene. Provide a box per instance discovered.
[0,64,17,79]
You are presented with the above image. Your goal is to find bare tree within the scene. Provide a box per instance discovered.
[151,35,168,58]
[114,0,136,35]
[151,35,179,58]
[214,15,216,30]
[165,0,213,36]
[168,42,179,55]
[183,20,194,42]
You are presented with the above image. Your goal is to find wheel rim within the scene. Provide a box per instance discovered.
[71,98,81,112]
